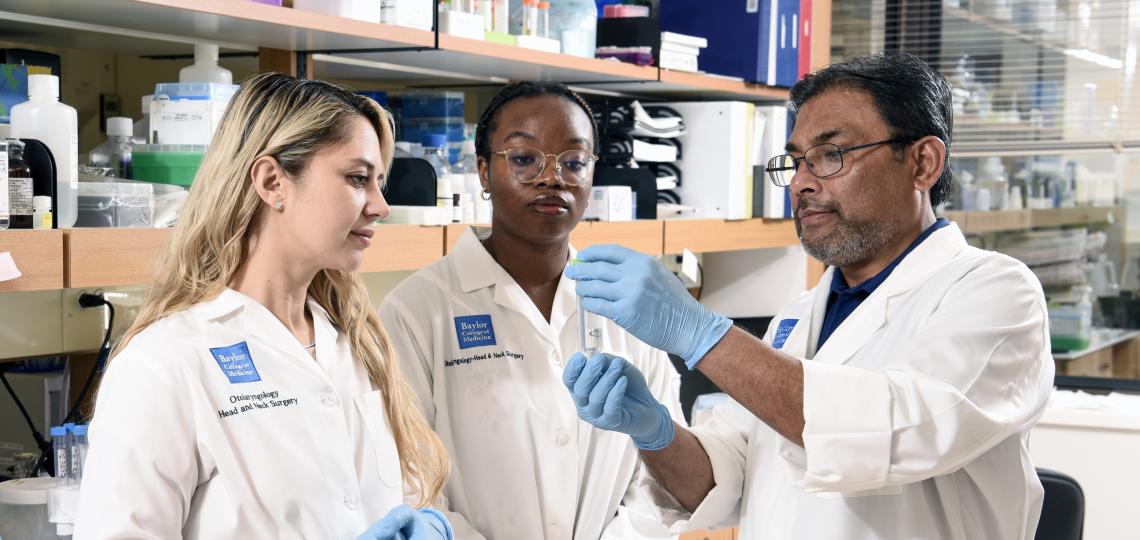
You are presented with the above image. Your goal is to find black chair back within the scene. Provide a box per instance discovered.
[1035,468,1084,540]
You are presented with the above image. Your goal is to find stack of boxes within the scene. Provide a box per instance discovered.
[132,81,238,188]
[658,32,707,73]
[400,91,465,164]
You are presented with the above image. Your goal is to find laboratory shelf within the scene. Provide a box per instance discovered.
[960,209,1032,234]
[0,0,434,56]
[583,69,791,102]
[939,207,1118,235]
[362,224,446,273]
[1030,207,1116,229]
[63,225,444,289]
[436,34,660,84]
[571,220,664,256]
[65,228,170,289]
[663,218,799,254]
[0,229,64,292]
[0,0,794,102]
[444,220,665,256]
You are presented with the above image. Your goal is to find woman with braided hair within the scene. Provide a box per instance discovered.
[380,81,684,539]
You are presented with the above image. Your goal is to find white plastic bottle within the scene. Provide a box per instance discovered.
[88,116,134,178]
[133,94,153,145]
[179,44,233,84]
[422,135,453,224]
[33,195,53,230]
[492,0,508,33]
[452,140,481,222]
[448,174,466,222]
[10,74,78,227]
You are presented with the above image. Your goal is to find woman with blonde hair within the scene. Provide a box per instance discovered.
[74,73,452,540]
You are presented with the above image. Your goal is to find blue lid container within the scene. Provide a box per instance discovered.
[422,134,448,149]
[153,82,239,101]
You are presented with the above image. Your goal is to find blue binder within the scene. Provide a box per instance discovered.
[775,0,801,87]
[659,0,779,86]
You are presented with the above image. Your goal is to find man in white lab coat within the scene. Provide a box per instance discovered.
[563,52,1055,539]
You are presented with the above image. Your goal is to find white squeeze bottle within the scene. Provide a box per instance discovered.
[179,44,233,84]
[11,74,79,227]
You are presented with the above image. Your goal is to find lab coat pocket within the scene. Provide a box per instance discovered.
[354,390,402,489]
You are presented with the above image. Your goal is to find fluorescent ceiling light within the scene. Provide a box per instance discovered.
[1063,48,1124,69]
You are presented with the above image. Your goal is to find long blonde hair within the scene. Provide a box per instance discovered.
[114,72,449,505]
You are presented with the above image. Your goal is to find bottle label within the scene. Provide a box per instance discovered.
[56,448,68,478]
[9,177,33,215]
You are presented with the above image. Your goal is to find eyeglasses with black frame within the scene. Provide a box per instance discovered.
[765,137,916,187]
[492,145,599,187]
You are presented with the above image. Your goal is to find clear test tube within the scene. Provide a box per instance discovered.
[577,296,604,356]
[50,426,68,483]
[63,423,76,485]
[538,1,549,39]
[572,258,604,356]
[72,424,89,485]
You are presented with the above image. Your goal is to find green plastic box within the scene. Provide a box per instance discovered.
[131,144,206,187]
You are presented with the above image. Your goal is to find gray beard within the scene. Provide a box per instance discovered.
[798,216,896,268]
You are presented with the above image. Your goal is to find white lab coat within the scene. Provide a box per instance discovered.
[661,222,1055,539]
[75,288,405,539]
[379,228,684,540]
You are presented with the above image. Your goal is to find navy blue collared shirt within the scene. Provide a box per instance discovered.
[816,218,950,349]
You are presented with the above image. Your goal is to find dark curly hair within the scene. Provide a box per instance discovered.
[474,81,599,161]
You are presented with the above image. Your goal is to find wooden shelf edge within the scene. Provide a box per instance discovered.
[0,229,65,292]
[360,224,445,273]
[658,69,790,99]
[948,207,1119,234]
[438,34,659,81]
[65,228,171,289]
[663,218,798,254]
[570,220,665,256]
[136,0,436,48]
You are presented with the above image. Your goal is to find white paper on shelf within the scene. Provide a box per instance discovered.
[0,252,21,282]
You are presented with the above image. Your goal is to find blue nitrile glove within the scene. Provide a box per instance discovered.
[565,244,733,369]
[359,505,453,540]
[563,352,675,451]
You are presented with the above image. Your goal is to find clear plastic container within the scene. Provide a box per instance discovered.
[154,82,239,102]
[88,116,134,179]
[76,180,155,228]
[421,135,451,180]
[1049,286,1093,351]
[0,477,61,540]
[549,0,597,58]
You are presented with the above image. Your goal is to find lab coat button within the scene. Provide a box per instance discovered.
[321,391,338,407]
[344,493,359,510]
[555,432,570,447]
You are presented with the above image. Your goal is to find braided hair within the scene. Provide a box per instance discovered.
[474,81,599,161]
